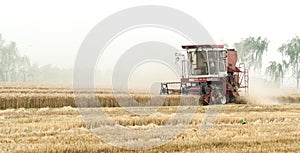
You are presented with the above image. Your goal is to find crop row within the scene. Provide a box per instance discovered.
[0,93,201,109]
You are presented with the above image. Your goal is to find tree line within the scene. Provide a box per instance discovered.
[234,36,300,89]
[0,34,72,83]
[1,33,299,88]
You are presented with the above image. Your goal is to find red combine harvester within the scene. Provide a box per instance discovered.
[160,44,248,105]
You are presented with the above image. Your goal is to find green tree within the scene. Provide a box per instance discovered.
[27,63,39,82]
[265,60,288,86]
[278,36,300,89]
[234,36,269,72]
[0,41,19,81]
[18,55,31,82]
[0,34,33,82]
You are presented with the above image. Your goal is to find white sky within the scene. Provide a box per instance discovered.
[1,0,300,69]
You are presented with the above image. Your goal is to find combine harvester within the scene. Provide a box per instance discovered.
[160,45,248,105]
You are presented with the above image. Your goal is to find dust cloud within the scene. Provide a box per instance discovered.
[247,77,290,105]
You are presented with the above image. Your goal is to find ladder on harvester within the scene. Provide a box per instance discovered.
[239,63,249,96]
[244,69,249,96]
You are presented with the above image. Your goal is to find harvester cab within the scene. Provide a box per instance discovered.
[160,44,248,105]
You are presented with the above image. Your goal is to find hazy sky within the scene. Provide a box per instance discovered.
[1,0,300,69]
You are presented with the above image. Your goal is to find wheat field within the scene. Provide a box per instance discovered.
[0,83,300,152]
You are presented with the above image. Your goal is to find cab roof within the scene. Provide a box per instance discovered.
[182,44,224,49]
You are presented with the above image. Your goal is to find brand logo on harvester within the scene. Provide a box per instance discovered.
[73,5,221,150]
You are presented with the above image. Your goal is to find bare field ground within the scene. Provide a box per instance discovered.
[0,104,300,152]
